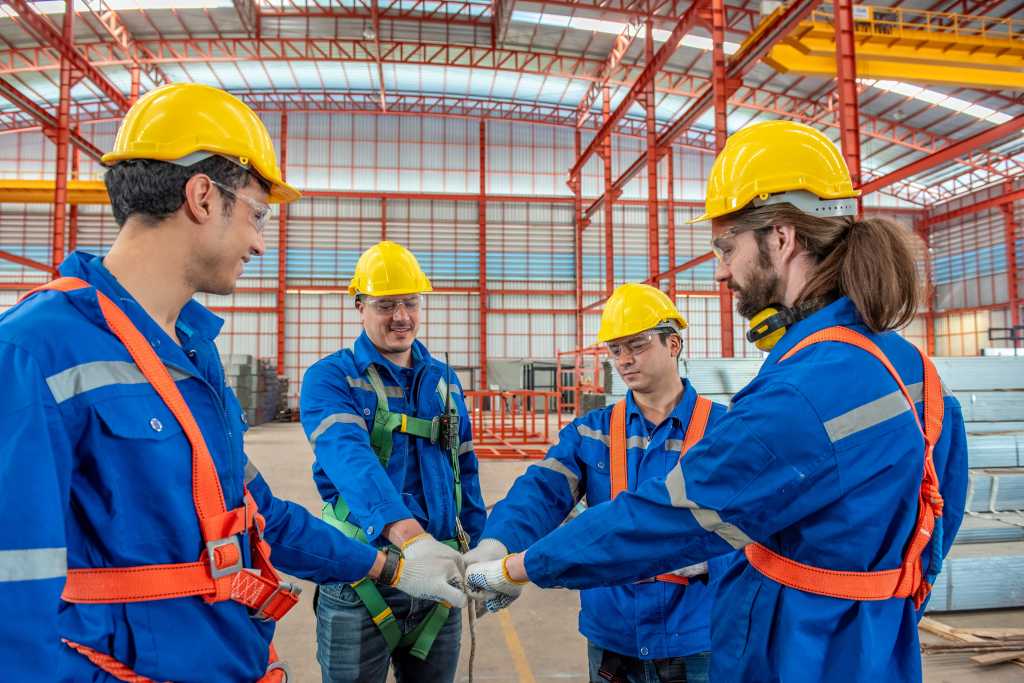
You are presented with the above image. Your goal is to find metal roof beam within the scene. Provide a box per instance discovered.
[0,78,104,161]
[929,187,1024,224]
[860,114,1024,195]
[584,0,822,218]
[6,0,130,112]
[569,0,705,179]
[80,0,171,88]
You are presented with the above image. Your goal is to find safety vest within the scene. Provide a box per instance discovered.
[744,326,945,609]
[320,362,465,660]
[609,394,713,586]
[25,278,295,683]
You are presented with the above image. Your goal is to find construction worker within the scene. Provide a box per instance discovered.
[0,83,465,683]
[300,240,486,682]
[466,120,969,682]
[463,283,730,683]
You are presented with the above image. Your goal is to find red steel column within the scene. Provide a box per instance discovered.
[573,129,584,350]
[915,215,936,356]
[68,144,80,253]
[665,145,677,301]
[478,119,489,390]
[644,19,660,282]
[602,86,615,297]
[711,0,734,357]
[381,197,388,241]
[51,2,73,269]
[276,111,289,374]
[1004,180,1021,329]
[834,0,863,210]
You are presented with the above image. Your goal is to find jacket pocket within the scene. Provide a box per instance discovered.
[93,394,185,442]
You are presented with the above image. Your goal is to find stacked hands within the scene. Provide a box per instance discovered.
[390,535,526,614]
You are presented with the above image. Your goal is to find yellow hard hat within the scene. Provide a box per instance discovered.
[101,83,300,204]
[348,241,433,297]
[596,283,687,343]
[692,120,859,223]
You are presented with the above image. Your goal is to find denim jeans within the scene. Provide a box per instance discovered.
[315,581,462,683]
[587,641,710,683]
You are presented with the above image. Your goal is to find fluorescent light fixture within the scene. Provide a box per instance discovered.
[862,79,1012,125]
[513,10,740,55]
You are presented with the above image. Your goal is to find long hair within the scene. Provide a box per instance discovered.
[727,204,919,332]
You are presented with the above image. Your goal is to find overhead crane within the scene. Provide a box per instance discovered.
[763,4,1023,89]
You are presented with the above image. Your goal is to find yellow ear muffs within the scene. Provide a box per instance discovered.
[747,307,790,352]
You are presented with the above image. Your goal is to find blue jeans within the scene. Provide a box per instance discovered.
[587,642,710,683]
[315,582,462,683]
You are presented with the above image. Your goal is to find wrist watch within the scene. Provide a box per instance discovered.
[377,546,402,586]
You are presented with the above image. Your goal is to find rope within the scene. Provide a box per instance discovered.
[466,602,477,683]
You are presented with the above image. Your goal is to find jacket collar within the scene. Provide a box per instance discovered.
[764,296,862,365]
[352,330,432,378]
[58,250,225,353]
[624,376,697,432]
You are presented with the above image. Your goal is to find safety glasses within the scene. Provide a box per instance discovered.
[210,180,272,235]
[710,224,774,264]
[605,331,658,359]
[365,295,422,316]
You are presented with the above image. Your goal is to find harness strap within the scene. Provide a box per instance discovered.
[745,326,945,608]
[62,639,288,683]
[22,278,297,679]
[609,395,713,585]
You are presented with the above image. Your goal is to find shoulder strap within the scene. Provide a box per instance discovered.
[365,365,402,465]
[609,400,628,499]
[20,276,91,301]
[753,325,947,608]
[680,396,712,459]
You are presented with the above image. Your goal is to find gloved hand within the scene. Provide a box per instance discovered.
[667,561,708,578]
[462,538,508,566]
[465,556,527,613]
[391,534,467,608]
[462,539,508,616]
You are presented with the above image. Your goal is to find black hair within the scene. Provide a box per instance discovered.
[103,155,271,228]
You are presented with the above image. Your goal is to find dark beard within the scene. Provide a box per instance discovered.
[731,247,781,319]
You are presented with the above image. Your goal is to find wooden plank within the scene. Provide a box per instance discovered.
[971,651,1024,666]
[954,627,1024,640]
[920,616,1024,670]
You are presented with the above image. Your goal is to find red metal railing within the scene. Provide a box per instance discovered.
[464,389,558,459]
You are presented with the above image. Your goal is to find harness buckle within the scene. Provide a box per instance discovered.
[254,581,303,621]
[206,535,244,579]
[265,659,291,681]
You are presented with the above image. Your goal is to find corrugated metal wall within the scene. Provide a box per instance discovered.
[1,112,1013,408]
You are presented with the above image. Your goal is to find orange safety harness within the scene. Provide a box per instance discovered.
[609,394,713,585]
[744,326,945,609]
[24,278,299,682]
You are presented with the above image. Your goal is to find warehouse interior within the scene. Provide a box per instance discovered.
[0,0,1022,681]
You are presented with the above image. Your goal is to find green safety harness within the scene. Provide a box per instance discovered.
[321,363,467,660]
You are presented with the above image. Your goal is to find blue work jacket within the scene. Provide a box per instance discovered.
[485,380,733,660]
[524,297,969,683]
[300,332,486,547]
[0,251,378,683]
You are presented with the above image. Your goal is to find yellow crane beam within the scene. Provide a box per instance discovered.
[0,179,109,204]
[764,5,1024,90]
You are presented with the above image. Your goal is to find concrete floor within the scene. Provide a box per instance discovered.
[246,423,1024,683]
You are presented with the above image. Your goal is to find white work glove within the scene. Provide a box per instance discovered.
[465,556,527,613]
[462,539,508,616]
[668,561,709,578]
[391,534,467,608]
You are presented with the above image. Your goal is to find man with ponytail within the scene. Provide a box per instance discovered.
[466,120,968,682]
